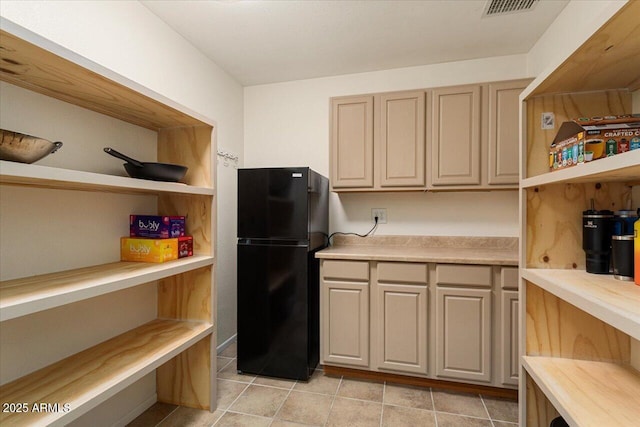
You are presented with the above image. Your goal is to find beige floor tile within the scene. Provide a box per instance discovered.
[293,370,341,395]
[218,357,234,372]
[126,402,178,426]
[214,411,271,427]
[482,396,518,423]
[269,420,311,427]
[229,384,290,418]
[383,383,433,410]
[336,378,384,402]
[218,359,256,383]
[492,422,519,427]
[432,388,488,418]
[381,405,436,427]
[158,406,224,427]
[217,379,250,410]
[252,375,297,390]
[275,391,333,425]
[219,342,237,358]
[435,412,493,427]
[326,397,382,427]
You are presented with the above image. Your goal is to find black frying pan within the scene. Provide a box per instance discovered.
[104,147,188,182]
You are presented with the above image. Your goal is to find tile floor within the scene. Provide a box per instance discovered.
[129,342,518,427]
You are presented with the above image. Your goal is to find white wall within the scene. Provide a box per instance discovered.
[244,54,529,237]
[0,0,243,424]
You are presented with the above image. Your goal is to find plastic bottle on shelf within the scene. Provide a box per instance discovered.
[635,210,639,286]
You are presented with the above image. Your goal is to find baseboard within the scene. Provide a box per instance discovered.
[217,333,237,354]
[323,365,518,400]
[112,393,158,427]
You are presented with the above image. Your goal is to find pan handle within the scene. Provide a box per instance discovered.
[103,147,144,167]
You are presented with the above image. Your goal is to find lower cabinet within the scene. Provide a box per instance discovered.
[320,260,370,367]
[435,286,492,382]
[319,259,518,389]
[372,262,428,374]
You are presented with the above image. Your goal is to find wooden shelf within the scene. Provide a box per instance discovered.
[522,269,640,341]
[0,161,214,196]
[0,256,214,322]
[522,356,640,427]
[0,319,212,426]
[522,150,640,188]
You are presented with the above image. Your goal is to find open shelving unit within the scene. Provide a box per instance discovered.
[519,2,640,426]
[0,20,217,425]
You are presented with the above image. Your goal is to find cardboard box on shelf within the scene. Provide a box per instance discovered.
[549,115,640,171]
[130,215,185,239]
[121,237,178,263]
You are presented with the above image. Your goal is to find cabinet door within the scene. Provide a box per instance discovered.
[330,96,374,189]
[379,91,426,187]
[373,283,428,374]
[321,280,369,367]
[500,290,519,386]
[430,85,481,186]
[487,80,529,185]
[436,287,491,382]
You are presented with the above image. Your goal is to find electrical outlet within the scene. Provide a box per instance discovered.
[371,208,387,224]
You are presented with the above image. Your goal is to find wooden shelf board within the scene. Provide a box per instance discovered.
[0,319,212,426]
[0,28,213,130]
[522,356,640,427]
[0,256,214,322]
[0,161,214,196]
[524,1,640,99]
[522,150,640,188]
[522,269,640,341]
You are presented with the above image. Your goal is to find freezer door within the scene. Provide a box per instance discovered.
[237,241,319,380]
[238,168,309,240]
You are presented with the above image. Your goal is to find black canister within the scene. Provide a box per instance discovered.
[583,208,613,274]
[612,235,635,280]
[613,210,639,235]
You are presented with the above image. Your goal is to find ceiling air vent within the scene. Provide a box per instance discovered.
[484,0,539,16]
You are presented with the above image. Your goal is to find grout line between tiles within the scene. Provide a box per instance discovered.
[430,386,438,427]
[379,381,386,427]
[268,370,300,426]
[153,404,180,427]
[323,375,343,427]
[480,393,496,426]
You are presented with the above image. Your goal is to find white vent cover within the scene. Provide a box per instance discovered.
[484,0,539,16]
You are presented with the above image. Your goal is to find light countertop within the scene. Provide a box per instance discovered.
[316,235,518,266]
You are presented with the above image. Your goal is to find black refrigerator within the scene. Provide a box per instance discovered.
[237,167,329,381]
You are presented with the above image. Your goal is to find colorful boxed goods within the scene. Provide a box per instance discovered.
[121,237,178,263]
[178,236,193,258]
[549,115,640,171]
[130,215,185,238]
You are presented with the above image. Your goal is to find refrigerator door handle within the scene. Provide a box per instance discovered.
[238,239,308,248]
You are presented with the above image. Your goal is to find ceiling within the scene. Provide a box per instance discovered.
[142,0,570,86]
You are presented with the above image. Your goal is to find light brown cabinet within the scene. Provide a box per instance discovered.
[428,80,531,189]
[435,264,492,383]
[330,90,426,191]
[372,262,428,374]
[320,259,519,390]
[330,79,530,192]
[429,84,482,186]
[330,96,374,189]
[320,260,370,367]
[378,91,427,188]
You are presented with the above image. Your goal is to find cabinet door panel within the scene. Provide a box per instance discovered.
[501,290,519,386]
[321,281,369,367]
[379,91,426,187]
[374,283,428,374]
[330,96,374,189]
[430,85,481,186]
[436,287,491,382]
[487,80,529,185]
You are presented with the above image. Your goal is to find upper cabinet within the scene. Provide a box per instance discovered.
[429,84,482,186]
[329,79,531,192]
[330,96,374,189]
[378,91,427,188]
